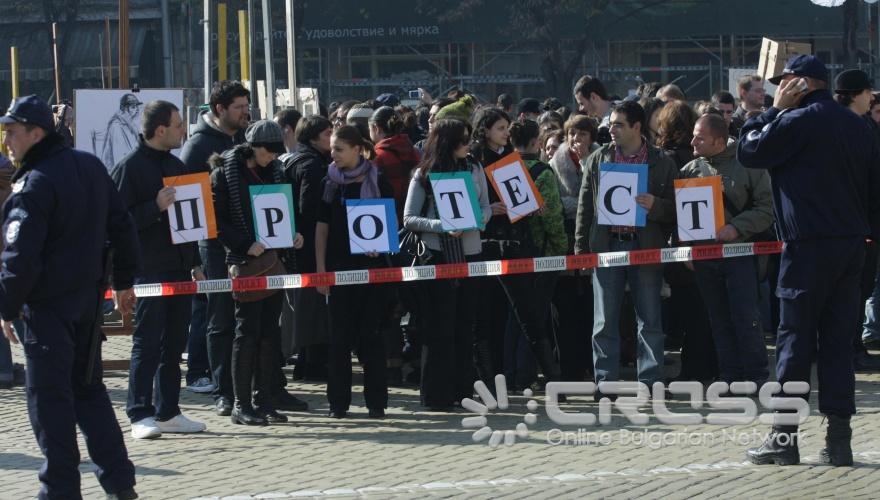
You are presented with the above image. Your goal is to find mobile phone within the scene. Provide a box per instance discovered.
[795,78,808,93]
[408,89,421,99]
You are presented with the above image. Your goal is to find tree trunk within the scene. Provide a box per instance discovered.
[843,0,859,67]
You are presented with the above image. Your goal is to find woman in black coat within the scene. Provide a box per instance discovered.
[211,120,304,425]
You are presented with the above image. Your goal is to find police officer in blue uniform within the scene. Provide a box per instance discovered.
[738,56,880,466]
[0,95,142,499]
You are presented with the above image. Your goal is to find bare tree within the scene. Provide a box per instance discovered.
[842,0,860,67]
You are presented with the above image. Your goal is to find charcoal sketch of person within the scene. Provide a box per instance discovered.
[101,93,143,169]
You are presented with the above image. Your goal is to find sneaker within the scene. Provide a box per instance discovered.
[186,376,216,394]
[155,413,206,434]
[131,417,162,440]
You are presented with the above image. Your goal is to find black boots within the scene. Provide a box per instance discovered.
[746,425,800,465]
[107,488,139,500]
[231,404,268,426]
[819,415,853,466]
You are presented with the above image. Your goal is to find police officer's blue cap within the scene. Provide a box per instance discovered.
[0,95,54,131]
[768,55,829,85]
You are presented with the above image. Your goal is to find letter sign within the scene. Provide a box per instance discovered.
[428,171,484,231]
[484,151,544,223]
[597,163,648,227]
[345,198,400,254]
[250,185,297,249]
[163,172,216,244]
[674,176,724,242]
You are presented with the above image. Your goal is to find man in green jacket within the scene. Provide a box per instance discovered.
[681,113,774,387]
[574,100,676,390]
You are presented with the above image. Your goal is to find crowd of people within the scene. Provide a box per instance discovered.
[80,66,880,427]
[2,55,879,498]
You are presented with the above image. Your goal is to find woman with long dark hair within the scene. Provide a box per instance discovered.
[315,125,394,419]
[403,118,490,409]
[211,120,304,425]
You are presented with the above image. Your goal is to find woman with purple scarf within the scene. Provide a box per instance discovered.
[315,125,394,419]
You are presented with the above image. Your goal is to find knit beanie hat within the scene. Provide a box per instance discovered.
[435,95,475,122]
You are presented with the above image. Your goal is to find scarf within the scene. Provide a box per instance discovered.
[322,157,380,203]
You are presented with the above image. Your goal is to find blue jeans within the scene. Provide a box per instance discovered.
[592,239,664,385]
[126,271,192,423]
[694,256,769,385]
[863,262,880,343]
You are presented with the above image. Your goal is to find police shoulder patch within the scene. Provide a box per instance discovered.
[5,220,21,245]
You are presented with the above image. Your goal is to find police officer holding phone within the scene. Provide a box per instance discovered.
[738,55,880,467]
[0,95,142,499]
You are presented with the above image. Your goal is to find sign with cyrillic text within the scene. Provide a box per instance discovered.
[250,185,297,249]
[428,171,484,231]
[163,172,216,244]
[674,176,725,242]
[345,198,400,254]
[597,163,648,227]
[484,151,544,223]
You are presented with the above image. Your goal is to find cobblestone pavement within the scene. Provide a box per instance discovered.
[1,335,879,499]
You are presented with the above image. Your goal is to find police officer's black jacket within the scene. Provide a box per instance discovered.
[111,137,200,275]
[0,132,141,320]
[738,89,880,242]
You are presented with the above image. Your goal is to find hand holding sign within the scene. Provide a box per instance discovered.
[157,186,176,211]
[717,224,740,242]
[484,152,544,223]
[163,172,217,244]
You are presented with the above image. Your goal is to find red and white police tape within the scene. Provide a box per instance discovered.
[111,241,783,298]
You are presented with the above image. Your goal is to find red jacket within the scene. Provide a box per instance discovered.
[373,134,420,222]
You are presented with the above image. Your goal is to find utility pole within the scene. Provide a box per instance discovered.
[261,0,275,113]
[203,0,211,100]
[161,0,173,86]
[119,0,130,88]
[247,0,258,117]
[285,0,297,108]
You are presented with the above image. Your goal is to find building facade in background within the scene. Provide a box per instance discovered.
[0,0,869,108]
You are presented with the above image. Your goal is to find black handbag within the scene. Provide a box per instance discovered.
[391,192,435,267]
